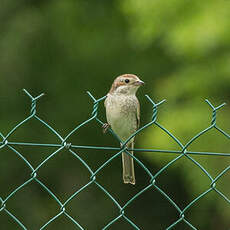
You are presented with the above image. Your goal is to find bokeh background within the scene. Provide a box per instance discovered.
[1,0,230,229]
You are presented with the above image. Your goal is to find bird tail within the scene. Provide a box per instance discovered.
[122,141,135,185]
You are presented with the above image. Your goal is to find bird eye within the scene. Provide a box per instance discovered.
[125,79,130,83]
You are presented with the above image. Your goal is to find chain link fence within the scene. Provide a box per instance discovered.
[0,89,229,230]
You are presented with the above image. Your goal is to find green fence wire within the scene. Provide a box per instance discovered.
[0,89,229,230]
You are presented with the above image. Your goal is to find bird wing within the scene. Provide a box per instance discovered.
[136,98,140,129]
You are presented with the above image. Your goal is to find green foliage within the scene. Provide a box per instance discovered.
[1,0,230,229]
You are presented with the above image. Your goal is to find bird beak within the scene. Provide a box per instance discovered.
[134,80,145,86]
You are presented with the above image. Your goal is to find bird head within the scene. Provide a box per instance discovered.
[109,74,144,95]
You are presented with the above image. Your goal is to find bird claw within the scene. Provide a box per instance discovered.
[102,123,110,133]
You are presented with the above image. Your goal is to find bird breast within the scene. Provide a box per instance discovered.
[105,94,138,141]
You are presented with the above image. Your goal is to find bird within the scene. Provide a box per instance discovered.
[103,74,144,185]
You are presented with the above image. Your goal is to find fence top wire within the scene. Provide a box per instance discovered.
[0,89,229,230]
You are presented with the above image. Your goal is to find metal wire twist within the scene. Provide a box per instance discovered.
[0,90,229,230]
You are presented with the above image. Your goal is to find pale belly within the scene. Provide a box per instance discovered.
[105,95,138,141]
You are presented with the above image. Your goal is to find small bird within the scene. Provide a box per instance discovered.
[104,74,144,185]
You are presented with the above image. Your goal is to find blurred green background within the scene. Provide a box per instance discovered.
[1,0,230,229]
